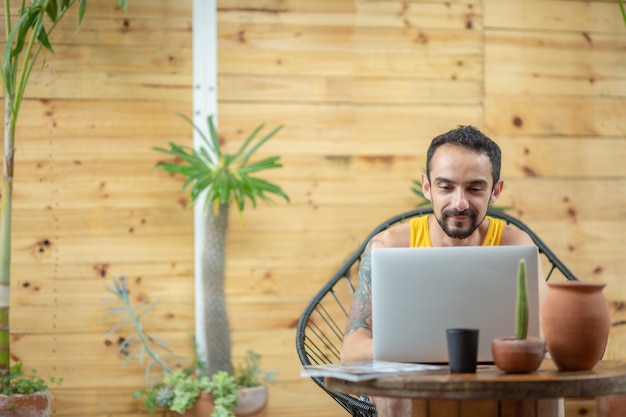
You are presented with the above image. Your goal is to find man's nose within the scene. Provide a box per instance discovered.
[452,190,469,211]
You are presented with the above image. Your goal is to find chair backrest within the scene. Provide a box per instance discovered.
[295,208,577,417]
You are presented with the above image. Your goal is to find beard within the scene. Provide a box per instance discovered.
[435,208,483,240]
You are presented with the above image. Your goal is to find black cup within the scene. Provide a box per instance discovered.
[446,328,479,373]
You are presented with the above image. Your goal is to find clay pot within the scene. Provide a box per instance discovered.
[183,392,214,417]
[491,337,545,373]
[233,385,267,416]
[541,281,610,371]
[182,385,268,417]
[0,390,50,417]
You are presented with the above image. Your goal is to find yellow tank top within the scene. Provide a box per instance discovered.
[409,215,504,247]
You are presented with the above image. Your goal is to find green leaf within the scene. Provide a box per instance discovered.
[78,0,87,24]
[2,25,22,92]
[198,147,217,168]
[248,177,289,201]
[177,113,220,165]
[239,156,283,174]
[118,0,129,12]
[206,115,223,157]
[12,7,41,57]
[240,125,284,164]
[231,123,265,162]
[35,22,54,52]
[46,0,59,21]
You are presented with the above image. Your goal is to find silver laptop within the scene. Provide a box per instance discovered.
[371,245,540,364]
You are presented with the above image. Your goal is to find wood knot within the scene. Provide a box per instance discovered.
[93,264,109,278]
[522,166,538,177]
[415,32,428,44]
[120,19,130,33]
[567,207,577,218]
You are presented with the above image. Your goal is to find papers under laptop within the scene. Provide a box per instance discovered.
[372,245,540,364]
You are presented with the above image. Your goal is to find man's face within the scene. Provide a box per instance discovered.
[423,144,501,240]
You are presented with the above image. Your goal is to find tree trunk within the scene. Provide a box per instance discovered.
[0,89,16,384]
[202,202,231,376]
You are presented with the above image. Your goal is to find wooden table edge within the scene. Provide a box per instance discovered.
[324,360,626,401]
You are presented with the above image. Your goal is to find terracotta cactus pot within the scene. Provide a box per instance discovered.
[491,337,545,373]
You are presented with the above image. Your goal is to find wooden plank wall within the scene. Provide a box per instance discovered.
[0,0,624,416]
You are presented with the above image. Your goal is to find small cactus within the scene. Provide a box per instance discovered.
[515,259,529,340]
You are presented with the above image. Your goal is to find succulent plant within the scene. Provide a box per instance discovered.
[515,259,529,340]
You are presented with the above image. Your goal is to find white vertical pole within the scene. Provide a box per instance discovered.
[192,0,217,361]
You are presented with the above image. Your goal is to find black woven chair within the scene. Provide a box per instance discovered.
[295,207,578,417]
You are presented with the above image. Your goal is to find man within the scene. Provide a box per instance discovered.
[339,125,547,416]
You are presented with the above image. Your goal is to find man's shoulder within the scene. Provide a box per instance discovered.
[499,221,535,246]
[371,221,412,248]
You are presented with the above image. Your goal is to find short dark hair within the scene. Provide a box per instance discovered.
[426,125,501,186]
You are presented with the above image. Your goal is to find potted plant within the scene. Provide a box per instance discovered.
[1,0,128,413]
[137,354,272,417]
[181,351,273,417]
[151,113,289,379]
[0,363,62,416]
[106,275,275,417]
[491,259,546,373]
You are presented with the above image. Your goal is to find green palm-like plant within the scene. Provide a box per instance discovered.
[0,0,128,390]
[619,0,626,27]
[153,114,289,377]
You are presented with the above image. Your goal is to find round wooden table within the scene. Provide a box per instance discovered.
[324,360,626,417]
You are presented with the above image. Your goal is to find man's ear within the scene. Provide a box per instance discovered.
[490,179,504,204]
[421,173,433,202]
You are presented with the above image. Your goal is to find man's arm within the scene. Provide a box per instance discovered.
[340,223,410,362]
[340,239,377,363]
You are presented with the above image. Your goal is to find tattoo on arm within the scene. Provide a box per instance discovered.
[345,238,384,336]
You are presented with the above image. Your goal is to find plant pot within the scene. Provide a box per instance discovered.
[541,281,610,371]
[182,385,268,417]
[233,385,267,416]
[0,390,50,417]
[491,337,545,373]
